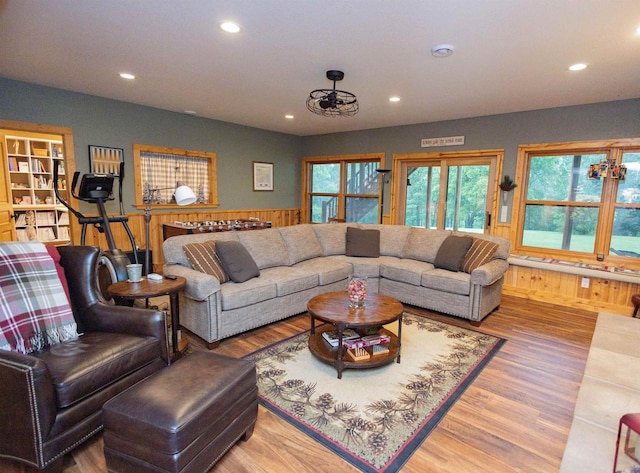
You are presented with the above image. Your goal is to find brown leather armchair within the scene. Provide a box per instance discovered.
[0,245,169,472]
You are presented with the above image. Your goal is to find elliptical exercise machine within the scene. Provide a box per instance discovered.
[54,160,138,299]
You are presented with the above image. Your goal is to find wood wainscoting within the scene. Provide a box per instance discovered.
[72,208,300,273]
[494,223,640,316]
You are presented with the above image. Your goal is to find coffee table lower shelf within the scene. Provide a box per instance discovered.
[308,325,399,377]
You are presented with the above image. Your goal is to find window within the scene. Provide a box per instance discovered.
[396,150,500,233]
[514,140,640,264]
[133,144,217,208]
[302,154,383,223]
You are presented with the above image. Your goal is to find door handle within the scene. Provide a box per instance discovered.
[486,212,491,227]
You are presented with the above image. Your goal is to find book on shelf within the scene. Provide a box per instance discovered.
[35,212,55,225]
[37,227,56,241]
[16,229,27,241]
[344,333,391,349]
[18,162,29,172]
[58,212,69,225]
[322,328,360,347]
[57,227,70,240]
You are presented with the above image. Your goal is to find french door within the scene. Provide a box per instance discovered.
[399,153,498,233]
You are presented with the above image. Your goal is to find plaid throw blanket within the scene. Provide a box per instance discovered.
[0,242,78,354]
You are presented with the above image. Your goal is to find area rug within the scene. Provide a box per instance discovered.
[244,312,505,473]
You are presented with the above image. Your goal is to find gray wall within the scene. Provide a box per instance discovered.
[301,99,640,181]
[0,78,303,214]
[2,77,639,218]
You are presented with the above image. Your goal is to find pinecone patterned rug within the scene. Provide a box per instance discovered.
[245,311,505,473]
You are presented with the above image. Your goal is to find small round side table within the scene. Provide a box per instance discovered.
[108,276,187,361]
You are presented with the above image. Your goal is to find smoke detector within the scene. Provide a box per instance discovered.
[431,44,454,57]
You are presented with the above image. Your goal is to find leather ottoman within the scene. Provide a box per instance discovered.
[102,351,257,473]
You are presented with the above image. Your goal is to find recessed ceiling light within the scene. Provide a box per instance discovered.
[569,63,588,71]
[431,44,454,58]
[389,97,400,103]
[636,25,640,35]
[285,114,294,119]
[220,22,241,33]
[184,110,197,115]
[119,72,135,80]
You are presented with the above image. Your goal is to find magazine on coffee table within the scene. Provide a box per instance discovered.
[322,329,360,347]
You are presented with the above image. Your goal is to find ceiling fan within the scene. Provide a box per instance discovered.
[306,70,359,117]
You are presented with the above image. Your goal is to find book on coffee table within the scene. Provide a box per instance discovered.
[322,329,360,347]
[344,333,391,349]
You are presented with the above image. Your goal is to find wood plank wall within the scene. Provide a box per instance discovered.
[495,223,639,316]
[76,214,638,316]
[72,208,300,273]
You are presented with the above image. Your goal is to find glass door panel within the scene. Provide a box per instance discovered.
[445,165,489,232]
[403,160,492,233]
[404,166,440,228]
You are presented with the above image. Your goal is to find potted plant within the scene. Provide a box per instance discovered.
[499,175,517,204]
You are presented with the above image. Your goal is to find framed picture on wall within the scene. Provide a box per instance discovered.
[253,161,274,191]
[89,145,123,175]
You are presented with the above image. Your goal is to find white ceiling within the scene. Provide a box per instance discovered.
[1,0,639,137]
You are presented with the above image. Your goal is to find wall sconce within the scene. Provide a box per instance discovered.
[376,169,391,224]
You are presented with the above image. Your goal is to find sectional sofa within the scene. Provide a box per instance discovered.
[162,223,511,348]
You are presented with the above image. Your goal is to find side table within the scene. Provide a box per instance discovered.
[108,276,187,362]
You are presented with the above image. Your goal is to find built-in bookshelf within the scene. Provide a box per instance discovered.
[5,135,70,244]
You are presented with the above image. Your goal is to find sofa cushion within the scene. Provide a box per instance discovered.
[402,228,451,263]
[183,241,230,283]
[421,269,471,295]
[35,331,161,409]
[215,241,260,283]
[260,266,319,296]
[219,278,277,311]
[461,238,499,273]
[360,224,412,257]
[278,224,323,264]
[453,231,511,260]
[46,244,71,302]
[433,235,473,272]
[345,226,380,257]
[163,232,239,268]
[238,230,289,269]
[312,223,348,256]
[293,257,352,285]
[380,258,435,286]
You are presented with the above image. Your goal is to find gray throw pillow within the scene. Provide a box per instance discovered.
[215,241,260,283]
[345,227,380,258]
[433,235,473,272]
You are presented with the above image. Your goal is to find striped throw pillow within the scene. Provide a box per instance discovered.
[461,238,499,273]
[183,241,230,283]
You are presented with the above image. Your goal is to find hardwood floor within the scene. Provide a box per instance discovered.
[2,295,597,473]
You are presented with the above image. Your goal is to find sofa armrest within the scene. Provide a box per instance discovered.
[0,351,57,461]
[82,304,169,363]
[163,264,221,301]
[470,259,509,286]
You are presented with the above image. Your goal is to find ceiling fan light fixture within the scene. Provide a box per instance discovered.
[306,70,359,117]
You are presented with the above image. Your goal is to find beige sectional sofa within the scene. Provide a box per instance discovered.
[162,223,511,348]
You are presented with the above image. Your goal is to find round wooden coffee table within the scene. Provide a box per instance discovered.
[307,291,403,379]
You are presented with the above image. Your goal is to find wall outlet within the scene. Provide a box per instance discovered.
[581,277,590,288]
